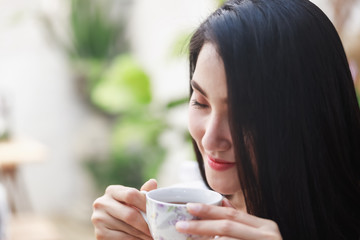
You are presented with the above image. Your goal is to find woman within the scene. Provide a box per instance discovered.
[91,0,360,239]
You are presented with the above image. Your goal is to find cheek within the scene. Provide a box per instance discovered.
[188,108,205,144]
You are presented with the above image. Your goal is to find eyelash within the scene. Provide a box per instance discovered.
[191,99,208,109]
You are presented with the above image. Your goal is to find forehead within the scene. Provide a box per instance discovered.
[192,43,227,99]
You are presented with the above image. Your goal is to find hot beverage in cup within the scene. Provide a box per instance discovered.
[142,187,223,240]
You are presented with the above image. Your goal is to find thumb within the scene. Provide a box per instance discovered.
[140,179,158,192]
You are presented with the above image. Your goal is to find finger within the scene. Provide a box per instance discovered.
[118,222,153,240]
[216,237,243,240]
[92,195,151,236]
[176,219,259,240]
[93,210,152,240]
[105,196,151,236]
[107,215,152,240]
[186,203,264,228]
[95,227,146,240]
[140,179,157,192]
[106,185,147,212]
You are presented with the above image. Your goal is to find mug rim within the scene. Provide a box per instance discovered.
[146,187,223,206]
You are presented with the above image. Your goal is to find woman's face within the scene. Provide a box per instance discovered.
[188,43,241,195]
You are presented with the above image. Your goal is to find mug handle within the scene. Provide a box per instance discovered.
[140,190,149,224]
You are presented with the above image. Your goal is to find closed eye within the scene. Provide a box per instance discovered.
[191,99,209,109]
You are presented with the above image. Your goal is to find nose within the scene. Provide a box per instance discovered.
[201,113,232,153]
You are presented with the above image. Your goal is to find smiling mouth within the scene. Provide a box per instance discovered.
[207,155,236,171]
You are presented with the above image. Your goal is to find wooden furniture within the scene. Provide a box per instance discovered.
[0,137,47,213]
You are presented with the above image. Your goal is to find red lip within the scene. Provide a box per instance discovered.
[207,155,236,171]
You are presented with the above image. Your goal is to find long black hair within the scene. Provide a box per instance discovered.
[189,0,360,239]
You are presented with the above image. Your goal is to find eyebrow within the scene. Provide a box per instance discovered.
[191,80,207,97]
[191,79,228,104]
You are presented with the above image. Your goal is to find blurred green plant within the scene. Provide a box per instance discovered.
[87,112,167,190]
[84,53,167,190]
[42,0,218,191]
[91,55,152,114]
[64,0,168,191]
[69,0,127,60]
[68,0,129,97]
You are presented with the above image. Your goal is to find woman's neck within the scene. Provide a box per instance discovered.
[226,191,247,212]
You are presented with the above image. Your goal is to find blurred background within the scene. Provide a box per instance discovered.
[0,0,359,239]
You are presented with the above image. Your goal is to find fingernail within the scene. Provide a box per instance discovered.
[187,203,201,213]
[176,221,189,230]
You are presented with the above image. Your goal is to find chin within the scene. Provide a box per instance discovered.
[206,176,240,195]
[210,185,238,195]
[204,165,241,195]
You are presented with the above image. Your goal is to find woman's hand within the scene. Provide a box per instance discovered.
[91,179,157,240]
[175,199,282,240]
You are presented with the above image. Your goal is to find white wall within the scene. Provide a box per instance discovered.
[0,0,110,217]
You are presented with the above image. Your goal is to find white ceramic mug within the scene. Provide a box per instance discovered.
[141,187,223,240]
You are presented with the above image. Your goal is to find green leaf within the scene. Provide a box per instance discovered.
[69,0,124,60]
[85,153,145,191]
[90,55,152,114]
[166,97,189,109]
